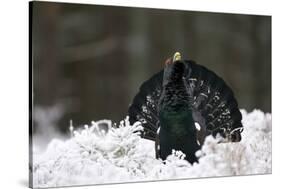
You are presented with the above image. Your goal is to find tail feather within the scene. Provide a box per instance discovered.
[128,71,163,140]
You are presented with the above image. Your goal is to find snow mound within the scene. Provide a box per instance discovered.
[32,109,271,188]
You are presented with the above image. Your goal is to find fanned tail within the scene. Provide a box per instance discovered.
[128,58,243,143]
[128,71,163,141]
[183,60,243,142]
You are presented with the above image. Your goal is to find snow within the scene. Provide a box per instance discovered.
[32,109,271,188]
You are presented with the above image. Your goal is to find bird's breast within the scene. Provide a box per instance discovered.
[159,109,195,137]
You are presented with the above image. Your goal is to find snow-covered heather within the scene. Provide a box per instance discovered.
[32,109,271,188]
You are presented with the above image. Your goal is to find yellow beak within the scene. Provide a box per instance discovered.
[173,52,181,62]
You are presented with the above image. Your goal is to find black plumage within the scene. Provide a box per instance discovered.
[128,52,243,163]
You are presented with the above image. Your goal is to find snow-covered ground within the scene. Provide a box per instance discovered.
[32,109,271,188]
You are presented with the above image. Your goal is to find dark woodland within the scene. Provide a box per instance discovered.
[31,2,271,134]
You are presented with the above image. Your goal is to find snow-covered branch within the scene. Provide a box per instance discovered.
[32,109,271,188]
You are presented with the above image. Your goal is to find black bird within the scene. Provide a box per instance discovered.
[128,52,243,163]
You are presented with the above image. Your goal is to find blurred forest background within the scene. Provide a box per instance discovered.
[31,2,271,141]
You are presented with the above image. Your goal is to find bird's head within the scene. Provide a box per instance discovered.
[162,52,186,86]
